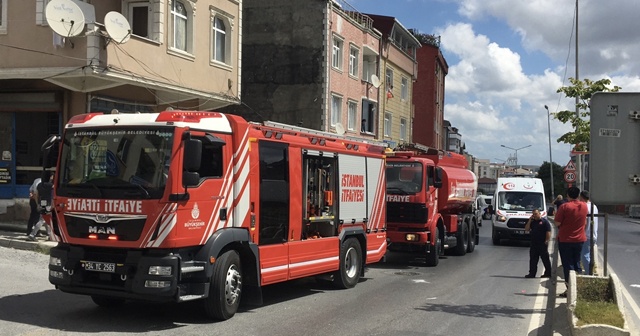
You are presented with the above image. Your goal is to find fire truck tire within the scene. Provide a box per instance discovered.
[91,295,125,308]
[204,250,242,320]
[467,223,476,253]
[333,238,362,289]
[425,227,441,267]
[454,222,468,256]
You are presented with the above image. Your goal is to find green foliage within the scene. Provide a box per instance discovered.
[554,78,621,151]
[574,277,625,328]
[535,161,566,200]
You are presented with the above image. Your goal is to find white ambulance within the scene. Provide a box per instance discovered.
[491,177,546,245]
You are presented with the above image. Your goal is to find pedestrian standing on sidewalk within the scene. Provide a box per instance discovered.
[26,177,41,236]
[579,190,599,275]
[554,186,588,296]
[524,208,552,278]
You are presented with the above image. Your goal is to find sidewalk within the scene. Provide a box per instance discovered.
[0,222,57,254]
[0,220,572,334]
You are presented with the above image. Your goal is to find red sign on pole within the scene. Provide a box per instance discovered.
[564,171,577,183]
[564,160,576,171]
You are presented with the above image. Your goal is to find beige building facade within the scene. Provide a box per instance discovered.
[0,0,242,218]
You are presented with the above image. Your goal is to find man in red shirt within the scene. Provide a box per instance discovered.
[554,186,588,293]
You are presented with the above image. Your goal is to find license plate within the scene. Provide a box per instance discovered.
[81,261,116,273]
[514,230,526,235]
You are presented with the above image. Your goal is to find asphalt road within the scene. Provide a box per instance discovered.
[0,219,556,336]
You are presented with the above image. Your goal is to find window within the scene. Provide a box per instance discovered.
[0,0,7,34]
[331,95,342,126]
[196,137,224,179]
[347,101,357,130]
[401,77,408,100]
[129,2,150,38]
[212,17,227,63]
[171,1,190,53]
[332,36,343,70]
[361,99,376,134]
[349,45,359,77]
[400,118,407,140]
[385,68,393,93]
[259,141,290,245]
[384,112,392,137]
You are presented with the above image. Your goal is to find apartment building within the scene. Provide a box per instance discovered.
[366,14,420,148]
[0,0,242,218]
[411,33,447,150]
[221,0,383,145]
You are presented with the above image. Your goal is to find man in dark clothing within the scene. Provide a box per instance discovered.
[524,209,552,278]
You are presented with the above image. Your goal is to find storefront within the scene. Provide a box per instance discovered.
[0,92,61,199]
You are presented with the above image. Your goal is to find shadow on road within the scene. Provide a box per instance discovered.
[415,302,544,320]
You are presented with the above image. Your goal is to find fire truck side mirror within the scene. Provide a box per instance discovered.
[433,167,443,189]
[183,139,202,187]
[40,134,61,169]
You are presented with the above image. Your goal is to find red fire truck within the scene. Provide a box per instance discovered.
[385,143,478,266]
[41,111,387,320]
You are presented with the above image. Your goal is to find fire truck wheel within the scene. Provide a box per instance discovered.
[454,222,468,256]
[333,238,362,289]
[204,250,242,320]
[425,227,441,267]
[91,295,125,308]
[467,223,476,253]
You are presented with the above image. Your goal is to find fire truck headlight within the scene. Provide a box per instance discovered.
[405,233,419,242]
[148,266,172,276]
[49,256,62,267]
[49,270,65,279]
[145,280,171,288]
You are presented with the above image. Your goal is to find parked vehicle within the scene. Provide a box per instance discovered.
[41,111,388,320]
[491,177,546,245]
[386,143,479,267]
[475,195,493,221]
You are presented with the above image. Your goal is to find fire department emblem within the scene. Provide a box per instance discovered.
[191,203,200,219]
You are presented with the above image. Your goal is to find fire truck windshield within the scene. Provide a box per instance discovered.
[386,162,423,194]
[57,128,174,199]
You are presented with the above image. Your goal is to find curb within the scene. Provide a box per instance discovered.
[0,236,54,254]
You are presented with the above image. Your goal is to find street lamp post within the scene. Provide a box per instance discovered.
[545,105,555,202]
[500,144,531,168]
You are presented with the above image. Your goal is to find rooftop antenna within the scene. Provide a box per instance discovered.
[104,11,131,44]
[45,0,93,37]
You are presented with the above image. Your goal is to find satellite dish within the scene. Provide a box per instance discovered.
[104,11,131,44]
[334,123,345,136]
[370,74,381,88]
[45,0,88,37]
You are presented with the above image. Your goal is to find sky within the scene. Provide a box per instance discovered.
[349,0,640,167]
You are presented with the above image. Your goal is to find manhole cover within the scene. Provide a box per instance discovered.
[394,271,421,276]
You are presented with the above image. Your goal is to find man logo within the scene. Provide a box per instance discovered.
[88,226,116,235]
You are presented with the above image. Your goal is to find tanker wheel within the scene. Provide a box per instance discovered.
[333,238,362,289]
[91,295,125,308]
[425,227,441,267]
[454,222,468,256]
[204,250,242,320]
[467,223,476,253]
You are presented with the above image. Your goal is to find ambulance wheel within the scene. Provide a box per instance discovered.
[425,227,441,267]
[204,250,242,320]
[91,295,125,308]
[454,222,468,256]
[492,229,501,245]
[334,238,362,289]
[467,223,476,253]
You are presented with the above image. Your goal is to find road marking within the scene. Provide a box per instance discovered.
[411,279,430,284]
[631,284,640,288]
[527,241,555,333]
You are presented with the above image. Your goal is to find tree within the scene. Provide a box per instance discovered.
[536,161,566,201]
[554,78,621,151]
